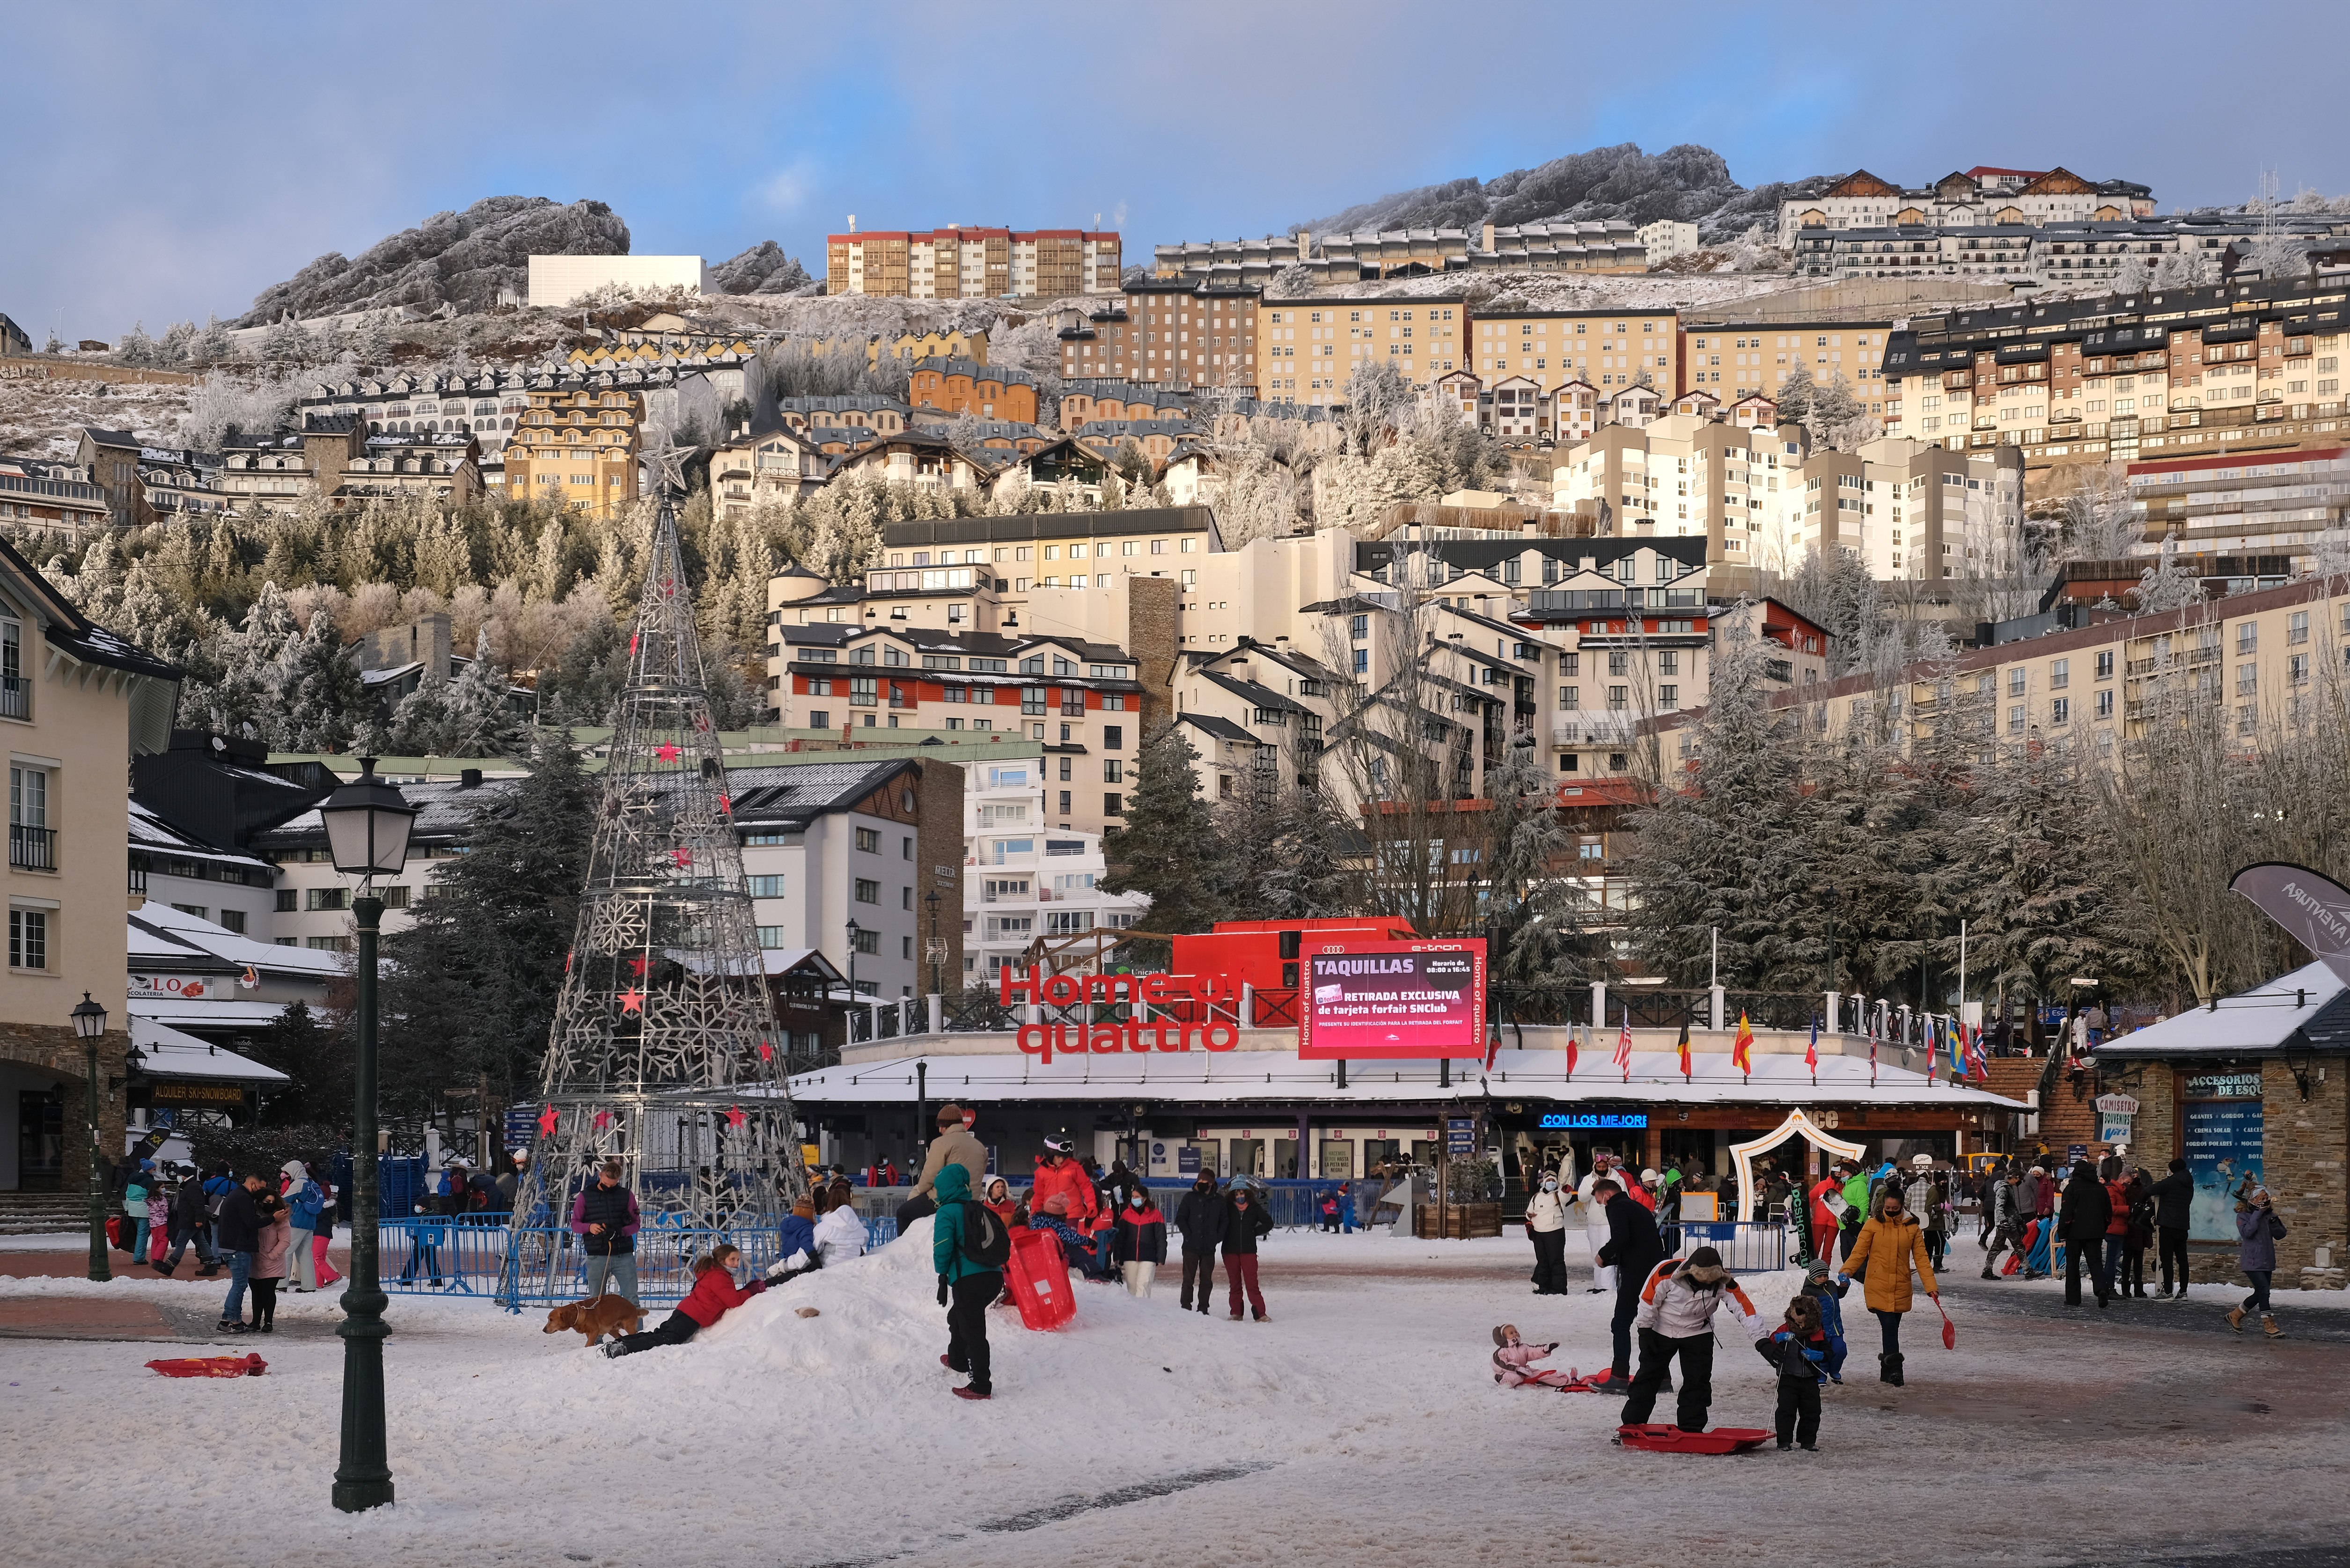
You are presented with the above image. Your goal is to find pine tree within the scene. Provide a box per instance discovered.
[1102,722,1228,935]
[118,322,157,366]
[275,614,364,752]
[440,630,525,755]
[191,315,232,363]
[1482,736,1595,1020]
[242,1000,351,1123]
[387,666,456,755]
[353,312,391,366]
[1774,366,1815,424]
[379,731,595,1116]
[1966,737,2130,1040]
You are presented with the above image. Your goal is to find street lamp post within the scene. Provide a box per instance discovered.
[73,993,109,1284]
[318,758,416,1515]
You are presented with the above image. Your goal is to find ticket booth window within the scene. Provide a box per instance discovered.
[1319,1139,1355,1180]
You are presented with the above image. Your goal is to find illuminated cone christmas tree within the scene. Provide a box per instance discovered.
[503,488,807,1303]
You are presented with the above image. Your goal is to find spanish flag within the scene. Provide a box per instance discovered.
[1732,1011,1755,1077]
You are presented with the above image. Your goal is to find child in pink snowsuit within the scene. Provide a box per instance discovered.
[1491,1324,1585,1389]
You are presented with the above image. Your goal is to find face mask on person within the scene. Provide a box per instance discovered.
[1130,1193,1146,1208]
[1541,1178,1559,1192]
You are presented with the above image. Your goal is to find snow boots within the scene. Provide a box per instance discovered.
[2225,1306,2247,1333]
[1878,1352,1904,1387]
[2262,1314,2283,1338]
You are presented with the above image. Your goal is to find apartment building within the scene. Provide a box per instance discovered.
[1677,319,1894,410]
[1057,280,1260,389]
[74,430,224,527]
[2127,447,2350,559]
[1172,638,1343,800]
[499,377,643,518]
[0,455,109,534]
[219,419,482,513]
[825,226,1121,299]
[0,536,181,1192]
[772,625,1146,839]
[1470,306,1681,404]
[961,749,1144,978]
[1777,166,2154,241]
[1789,218,2257,288]
[906,358,1038,424]
[1262,295,1465,403]
[299,369,537,466]
[1638,220,1702,264]
[1151,222,1643,286]
[1056,380,1193,432]
[1881,271,2350,489]
[710,421,832,515]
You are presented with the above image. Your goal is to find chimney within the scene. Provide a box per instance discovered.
[459,768,483,789]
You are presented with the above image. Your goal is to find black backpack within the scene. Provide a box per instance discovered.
[956,1198,1011,1270]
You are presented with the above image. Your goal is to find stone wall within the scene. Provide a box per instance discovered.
[0,1023,125,1192]
[2264,1059,2348,1289]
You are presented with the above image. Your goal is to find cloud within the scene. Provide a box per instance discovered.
[759,157,822,217]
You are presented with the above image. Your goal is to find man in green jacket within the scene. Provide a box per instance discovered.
[1839,1163,1873,1263]
[931,1163,1000,1401]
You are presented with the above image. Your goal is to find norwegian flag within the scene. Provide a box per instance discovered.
[1613,1016,1633,1083]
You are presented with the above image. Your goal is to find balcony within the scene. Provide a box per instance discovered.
[10,824,56,872]
[0,678,25,721]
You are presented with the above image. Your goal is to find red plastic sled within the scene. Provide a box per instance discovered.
[1616,1424,1770,1454]
[1005,1228,1076,1332]
[146,1354,268,1378]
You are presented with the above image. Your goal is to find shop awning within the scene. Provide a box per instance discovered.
[132,1018,289,1084]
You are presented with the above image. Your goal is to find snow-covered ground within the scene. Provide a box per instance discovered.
[3,1226,2345,1568]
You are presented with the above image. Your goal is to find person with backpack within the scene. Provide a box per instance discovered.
[1174,1171,1224,1314]
[903,1103,988,1228]
[1114,1186,1167,1298]
[1222,1185,1275,1321]
[929,1163,1005,1400]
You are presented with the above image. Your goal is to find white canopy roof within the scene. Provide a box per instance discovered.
[132,1017,289,1083]
[2093,960,2343,1060]
[779,1046,2026,1111]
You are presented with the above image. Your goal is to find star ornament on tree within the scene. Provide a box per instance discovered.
[618,987,646,1015]
[537,1104,559,1137]
[656,742,681,763]
[670,847,694,868]
[719,792,734,816]
[725,1105,748,1130]
[757,1038,773,1062]
[593,1110,615,1132]
[626,955,649,978]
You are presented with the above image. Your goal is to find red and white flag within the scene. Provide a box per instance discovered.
[1613,1016,1633,1082]
[1565,1025,1579,1081]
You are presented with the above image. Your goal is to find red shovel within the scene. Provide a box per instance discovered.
[1931,1296,1956,1349]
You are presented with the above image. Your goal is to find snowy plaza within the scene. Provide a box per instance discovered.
[4,1225,2346,1568]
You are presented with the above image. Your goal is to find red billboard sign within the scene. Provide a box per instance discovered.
[1298,939,1487,1060]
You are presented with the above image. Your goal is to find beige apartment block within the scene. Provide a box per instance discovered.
[827,227,1121,299]
[1259,296,1465,404]
[1469,307,1681,402]
[1679,320,1894,410]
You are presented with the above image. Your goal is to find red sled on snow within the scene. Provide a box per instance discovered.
[1616,1424,1770,1454]
[1555,1367,1617,1393]
[146,1354,268,1379]
[1005,1229,1076,1332]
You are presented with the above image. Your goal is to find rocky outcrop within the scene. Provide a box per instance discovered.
[234,197,629,326]
[709,241,814,295]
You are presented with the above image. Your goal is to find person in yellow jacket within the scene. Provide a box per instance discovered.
[1836,1188,1939,1388]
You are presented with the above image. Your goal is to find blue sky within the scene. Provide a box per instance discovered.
[9,0,2348,339]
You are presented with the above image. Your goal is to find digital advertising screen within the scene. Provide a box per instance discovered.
[1299,939,1486,1060]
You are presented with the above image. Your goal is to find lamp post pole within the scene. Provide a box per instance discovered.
[74,993,110,1284]
[924,888,942,999]
[332,891,393,1513]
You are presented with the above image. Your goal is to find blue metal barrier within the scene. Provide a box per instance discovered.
[381,1214,513,1295]
[1673,1220,1792,1273]
[494,1223,792,1310]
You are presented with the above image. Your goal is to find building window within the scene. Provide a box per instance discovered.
[1607,686,1628,710]
[748,875,785,897]
[8,907,46,970]
[2050,697,2070,725]
[854,878,880,904]
[2095,689,2115,719]
[756,925,787,949]
[1658,684,1679,711]
[1104,793,1124,817]
[2094,651,2115,680]
[851,925,880,953]
[275,890,297,912]
[218,909,247,934]
[2050,659,2069,689]
[854,827,881,853]
[306,887,347,912]
[1104,759,1124,783]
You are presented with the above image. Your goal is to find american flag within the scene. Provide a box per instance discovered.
[1613,1016,1633,1082]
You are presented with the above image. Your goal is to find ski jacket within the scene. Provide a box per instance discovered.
[677,1266,766,1328]
[1576,1170,1617,1231]
[930,1165,997,1283]
[1985,1179,2018,1230]
[214,1186,263,1253]
[814,1205,867,1267]
[283,1178,326,1232]
[1523,1188,1569,1234]
[2103,1179,2132,1238]
[1220,1198,1273,1256]
[1491,1340,1563,1387]
[122,1180,148,1218]
[1631,1258,1765,1342]
[1175,1184,1226,1253]
[254,1209,293,1279]
[1808,1178,1842,1230]
[1760,1325,1831,1385]
[1799,1276,1848,1341]
[776,1212,817,1262]
[1029,1158,1097,1225]
[2237,1204,2281,1273]
[911,1125,989,1202]
[171,1179,210,1236]
[1115,1203,1168,1264]
[1839,1173,1872,1222]
[1596,1193,1664,1283]
[2146,1171,2193,1229]
[1841,1213,1938,1313]
[2059,1170,2112,1239]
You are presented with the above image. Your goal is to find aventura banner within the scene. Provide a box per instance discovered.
[2229,863,2350,987]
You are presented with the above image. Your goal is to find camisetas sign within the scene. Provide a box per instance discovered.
[1299,939,1486,1061]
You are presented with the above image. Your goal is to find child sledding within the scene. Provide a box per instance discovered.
[1491,1325,1614,1392]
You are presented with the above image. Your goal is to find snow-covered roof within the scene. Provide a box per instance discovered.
[131,1018,288,1084]
[127,997,291,1031]
[780,1046,2027,1111]
[129,801,275,874]
[2092,960,2346,1060]
[129,901,345,981]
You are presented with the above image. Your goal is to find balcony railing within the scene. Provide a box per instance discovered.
[0,678,25,720]
[10,824,56,871]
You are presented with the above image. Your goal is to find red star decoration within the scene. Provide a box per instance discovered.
[725,1105,748,1130]
[536,1104,558,1137]
[626,956,649,978]
[757,1039,773,1062]
[661,577,675,597]
[617,987,646,1015]
[564,950,573,975]
[693,712,711,732]
[671,847,694,868]
[628,633,640,655]
[593,1111,615,1131]
[656,742,681,762]
[718,793,733,816]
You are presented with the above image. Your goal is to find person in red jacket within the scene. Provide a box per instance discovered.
[603,1244,772,1358]
[1807,1168,1845,1267]
[1029,1134,1109,1277]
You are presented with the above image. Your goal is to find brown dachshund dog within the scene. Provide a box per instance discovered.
[543,1293,646,1347]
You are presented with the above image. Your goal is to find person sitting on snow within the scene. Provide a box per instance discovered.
[814,1198,868,1268]
[1618,1245,1768,1435]
[604,1244,772,1358]
[770,1197,822,1284]
[1029,1134,1109,1276]
[1491,1325,1590,1390]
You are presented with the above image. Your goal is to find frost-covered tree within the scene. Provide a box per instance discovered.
[276,613,366,752]
[1774,366,1815,424]
[158,321,195,364]
[260,314,312,363]
[353,312,392,366]
[2057,467,2143,561]
[1102,721,1226,935]
[117,322,158,366]
[2132,544,2203,611]
[1968,737,2132,1039]
[190,315,232,363]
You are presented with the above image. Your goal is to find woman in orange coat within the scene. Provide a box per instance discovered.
[1836,1188,1939,1388]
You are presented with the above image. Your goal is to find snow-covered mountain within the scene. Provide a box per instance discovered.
[233,196,630,327]
[1300,142,1842,244]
